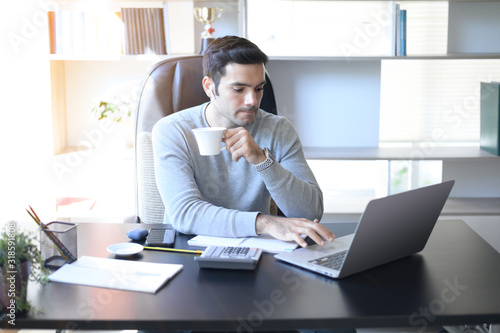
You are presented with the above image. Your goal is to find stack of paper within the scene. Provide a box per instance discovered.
[48,256,182,293]
[188,234,300,253]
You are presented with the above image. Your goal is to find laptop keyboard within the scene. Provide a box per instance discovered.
[309,250,347,270]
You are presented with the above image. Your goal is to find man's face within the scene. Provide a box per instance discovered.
[209,63,266,128]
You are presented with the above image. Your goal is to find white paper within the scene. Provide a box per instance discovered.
[48,256,183,293]
[188,234,299,253]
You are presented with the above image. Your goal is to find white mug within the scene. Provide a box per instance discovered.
[192,127,226,156]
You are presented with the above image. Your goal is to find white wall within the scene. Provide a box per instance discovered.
[0,1,57,224]
[63,60,155,147]
[443,159,500,198]
[267,60,381,148]
[448,1,500,54]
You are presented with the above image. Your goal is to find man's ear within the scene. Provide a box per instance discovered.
[202,76,214,98]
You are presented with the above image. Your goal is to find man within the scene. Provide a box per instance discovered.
[152,36,334,248]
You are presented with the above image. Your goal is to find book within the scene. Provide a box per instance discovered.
[60,10,73,54]
[48,11,57,54]
[480,82,500,155]
[83,11,98,55]
[121,7,167,55]
[400,9,407,56]
[48,256,183,293]
[395,4,401,56]
[72,11,85,54]
[121,8,134,54]
[392,5,408,56]
[163,2,171,54]
[108,12,124,55]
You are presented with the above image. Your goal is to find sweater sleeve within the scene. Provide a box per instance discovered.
[152,117,259,238]
[257,118,324,221]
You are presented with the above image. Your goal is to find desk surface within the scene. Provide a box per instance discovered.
[5,220,500,331]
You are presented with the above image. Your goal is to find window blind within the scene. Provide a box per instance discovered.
[380,59,500,144]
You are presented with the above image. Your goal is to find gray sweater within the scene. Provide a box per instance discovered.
[152,103,323,237]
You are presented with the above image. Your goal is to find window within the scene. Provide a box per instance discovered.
[308,159,442,213]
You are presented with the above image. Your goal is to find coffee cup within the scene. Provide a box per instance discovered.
[192,127,226,155]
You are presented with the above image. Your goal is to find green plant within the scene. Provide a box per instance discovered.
[1,221,48,317]
[91,99,131,123]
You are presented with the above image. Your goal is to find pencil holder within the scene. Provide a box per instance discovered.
[40,221,78,269]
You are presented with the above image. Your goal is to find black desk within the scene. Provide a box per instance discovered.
[4,220,500,331]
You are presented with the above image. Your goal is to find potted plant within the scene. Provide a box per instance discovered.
[1,221,48,318]
[91,98,134,148]
[91,99,131,123]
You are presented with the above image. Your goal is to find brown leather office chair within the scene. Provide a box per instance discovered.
[132,55,277,224]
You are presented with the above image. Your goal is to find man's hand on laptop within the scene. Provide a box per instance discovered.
[256,214,335,248]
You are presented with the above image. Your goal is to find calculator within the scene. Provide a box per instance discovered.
[194,246,263,270]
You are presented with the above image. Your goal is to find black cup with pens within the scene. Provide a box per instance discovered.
[40,221,78,269]
[26,206,78,269]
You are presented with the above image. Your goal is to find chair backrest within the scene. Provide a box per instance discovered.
[134,55,277,224]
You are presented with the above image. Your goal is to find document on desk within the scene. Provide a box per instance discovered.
[187,234,299,253]
[48,256,183,293]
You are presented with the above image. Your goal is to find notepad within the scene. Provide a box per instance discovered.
[187,234,299,253]
[48,256,183,293]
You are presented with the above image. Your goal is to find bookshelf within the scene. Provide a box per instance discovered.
[246,0,500,203]
[245,2,500,142]
[47,0,500,203]
[48,0,242,155]
[49,0,500,153]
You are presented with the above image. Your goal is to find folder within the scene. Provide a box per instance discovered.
[480,82,500,155]
[48,256,183,293]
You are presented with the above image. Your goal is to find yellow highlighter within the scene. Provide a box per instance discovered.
[143,246,202,255]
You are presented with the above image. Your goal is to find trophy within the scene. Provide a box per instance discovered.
[193,7,223,54]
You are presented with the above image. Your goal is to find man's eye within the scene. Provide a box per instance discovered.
[233,88,243,93]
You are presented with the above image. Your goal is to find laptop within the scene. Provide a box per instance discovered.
[275,180,455,279]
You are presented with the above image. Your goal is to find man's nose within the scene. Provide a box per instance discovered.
[244,91,258,106]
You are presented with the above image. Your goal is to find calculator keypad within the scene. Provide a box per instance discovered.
[195,246,262,270]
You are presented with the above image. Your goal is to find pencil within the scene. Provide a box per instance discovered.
[143,246,202,254]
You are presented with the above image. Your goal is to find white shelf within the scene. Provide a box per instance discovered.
[48,53,196,61]
[269,53,500,61]
[49,53,500,63]
[443,198,500,216]
[260,0,500,1]
[304,146,499,161]
[322,197,500,218]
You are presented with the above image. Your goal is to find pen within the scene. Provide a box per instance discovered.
[143,246,202,254]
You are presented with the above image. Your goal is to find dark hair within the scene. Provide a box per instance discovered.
[203,36,268,94]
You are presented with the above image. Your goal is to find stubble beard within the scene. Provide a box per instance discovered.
[234,106,259,127]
